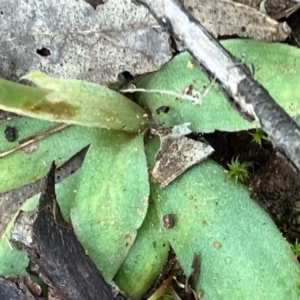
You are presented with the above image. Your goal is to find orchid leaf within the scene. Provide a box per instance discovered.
[71,130,150,282]
[0,72,147,132]
[136,40,300,133]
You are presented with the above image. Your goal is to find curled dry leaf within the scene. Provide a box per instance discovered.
[0,0,171,85]
[151,123,214,188]
[182,0,291,41]
[233,0,300,19]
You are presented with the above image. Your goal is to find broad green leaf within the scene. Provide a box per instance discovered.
[71,130,149,282]
[115,203,169,300]
[0,171,79,278]
[137,40,300,133]
[146,137,300,300]
[226,39,300,116]
[0,117,101,193]
[0,72,147,132]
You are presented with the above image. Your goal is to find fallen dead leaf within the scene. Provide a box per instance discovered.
[151,123,214,188]
[0,0,172,85]
[182,0,291,41]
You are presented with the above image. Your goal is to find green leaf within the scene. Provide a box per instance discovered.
[137,40,300,133]
[146,137,300,300]
[0,117,101,193]
[71,130,150,282]
[0,171,79,278]
[115,203,170,300]
[226,39,300,117]
[0,78,49,113]
[0,72,148,132]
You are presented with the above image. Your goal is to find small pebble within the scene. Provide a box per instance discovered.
[156,105,170,114]
[163,214,174,229]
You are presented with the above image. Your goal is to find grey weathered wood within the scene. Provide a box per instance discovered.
[136,0,300,173]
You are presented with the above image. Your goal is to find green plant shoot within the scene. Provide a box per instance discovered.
[250,128,268,146]
[227,156,251,183]
[291,240,300,258]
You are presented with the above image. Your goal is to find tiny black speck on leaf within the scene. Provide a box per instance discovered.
[4,126,16,142]
[156,105,170,114]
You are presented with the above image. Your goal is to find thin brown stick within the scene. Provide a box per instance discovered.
[0,123,70,159]
[147,269,176,300]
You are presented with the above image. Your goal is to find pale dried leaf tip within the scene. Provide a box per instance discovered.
[151,123,214,188]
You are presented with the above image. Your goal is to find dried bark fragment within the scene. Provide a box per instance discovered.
[182,0,291,41]
[10,162,114,300]
[0,276,41,300]
[151,123,214,188]
[234,0,300,19]
[0,149,86,238]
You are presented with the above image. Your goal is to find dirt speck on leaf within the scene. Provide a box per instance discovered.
[4,126,16,142]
